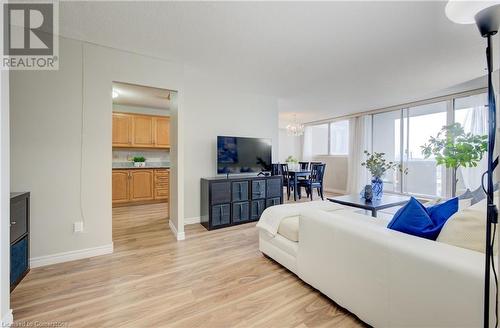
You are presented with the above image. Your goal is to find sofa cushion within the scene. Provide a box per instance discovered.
[438,198,498,254]
[277,216,299,242]
[437,199,485,253]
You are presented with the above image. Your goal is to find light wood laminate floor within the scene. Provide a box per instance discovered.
[11,197,363,328]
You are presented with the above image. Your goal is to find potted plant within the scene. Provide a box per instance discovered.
[361,151,406,200]
[421,122,487,196]
[285,156,298,164]
[133,156,146,167]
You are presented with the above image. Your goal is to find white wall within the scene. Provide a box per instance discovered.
[182,67,279,221]
[10,37,185,260]
[278,128,302,163]
[10,36,279,261]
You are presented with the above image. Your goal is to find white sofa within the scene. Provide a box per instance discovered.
[258,205,496,327]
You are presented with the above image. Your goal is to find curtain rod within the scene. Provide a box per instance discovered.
[304,87,487,126]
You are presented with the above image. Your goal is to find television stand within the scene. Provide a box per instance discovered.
[200,175,283,230]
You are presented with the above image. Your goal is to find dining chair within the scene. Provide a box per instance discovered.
[299,162,309,170]
[270,163,282,176]
[280,163,292,200]
[298,163,326,200]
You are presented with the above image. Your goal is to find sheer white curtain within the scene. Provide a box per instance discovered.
[455,93,488,193]
[347,115,372,193]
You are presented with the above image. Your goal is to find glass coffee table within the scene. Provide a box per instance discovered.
[327,194,410,218]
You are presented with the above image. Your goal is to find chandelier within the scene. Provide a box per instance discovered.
[286,114,304,136]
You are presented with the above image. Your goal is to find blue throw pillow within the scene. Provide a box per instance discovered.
[427,197,458,229]
[387,197,435,240]
[387,197,458,240]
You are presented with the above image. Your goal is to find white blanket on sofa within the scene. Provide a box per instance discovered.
[256,200,346,237]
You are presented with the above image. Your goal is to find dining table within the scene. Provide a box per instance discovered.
[286,166,311,201]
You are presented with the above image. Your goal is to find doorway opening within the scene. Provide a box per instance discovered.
[111,81,176,239]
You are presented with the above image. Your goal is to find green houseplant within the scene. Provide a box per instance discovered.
[421,122,487,196]
[285,155,298,164]
[361,151,406,200]
[133,156,146,167]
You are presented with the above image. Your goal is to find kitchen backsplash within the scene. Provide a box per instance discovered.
[113,149,170,163]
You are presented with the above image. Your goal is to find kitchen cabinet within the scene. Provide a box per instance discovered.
[112,168,169,206]
[132,115,155,147]
[154,169,169,200]
[155,117,170,148]
[112,112,170,149]
[112,171,130,204]
[130,170,154,201]
[112,113,132,147]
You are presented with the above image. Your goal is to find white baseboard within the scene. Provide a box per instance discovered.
[1,309,13,327]
[184,216,200,225]
[30,243,114,268]
[169,219,185,240]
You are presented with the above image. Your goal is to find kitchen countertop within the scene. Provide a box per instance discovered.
[112,162,170,170]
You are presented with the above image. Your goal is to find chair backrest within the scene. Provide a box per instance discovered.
[280,163,289,176]
[299,162,309,170]
[271,163,282,176]
[310,163,326,183]
[310,162,322,167]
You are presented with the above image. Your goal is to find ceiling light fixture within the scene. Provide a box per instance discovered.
[446,2,500,327]
[286,114,304,137]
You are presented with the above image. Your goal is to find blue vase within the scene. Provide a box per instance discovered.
[371,177,383,200]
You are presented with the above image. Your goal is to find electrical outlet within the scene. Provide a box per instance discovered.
[73,221,84,233]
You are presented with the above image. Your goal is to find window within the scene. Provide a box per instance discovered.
[454,93,488,194]
[309,124,329,156]
[330,120,349,155]
[404,101,448,197]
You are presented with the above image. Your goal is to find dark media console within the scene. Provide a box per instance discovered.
[200,175,283,230]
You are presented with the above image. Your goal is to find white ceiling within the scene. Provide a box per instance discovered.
[112,81,170,109]
[59,1,487,125]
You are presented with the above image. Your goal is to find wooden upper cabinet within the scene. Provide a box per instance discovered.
[113,112,169,149]
[112,171,130,203]
[132,115,155,147]
[130,170,154,201]
[112,113,132,147]
[155,117,170,148]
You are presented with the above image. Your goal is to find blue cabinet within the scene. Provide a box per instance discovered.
[10,192,30,291]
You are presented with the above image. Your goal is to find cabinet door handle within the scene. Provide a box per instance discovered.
[10,221,16,225]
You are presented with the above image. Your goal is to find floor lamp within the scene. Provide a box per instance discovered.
[446,2,500,327]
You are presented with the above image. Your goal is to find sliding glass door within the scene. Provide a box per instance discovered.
[454,93,488,194]
[403,101,448,197]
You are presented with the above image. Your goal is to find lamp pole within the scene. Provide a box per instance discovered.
[485,30,497,328]
[445,3,500,327]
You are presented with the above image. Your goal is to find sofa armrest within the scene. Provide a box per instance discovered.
[297,209,494,328]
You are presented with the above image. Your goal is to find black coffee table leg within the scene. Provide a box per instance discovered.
[371,209,377,218]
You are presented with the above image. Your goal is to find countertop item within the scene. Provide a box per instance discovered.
[112,162,170,169]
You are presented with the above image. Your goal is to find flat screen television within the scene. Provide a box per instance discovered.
[217,136,272,174]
